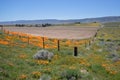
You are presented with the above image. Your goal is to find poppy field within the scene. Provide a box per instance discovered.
[0,23,120,80]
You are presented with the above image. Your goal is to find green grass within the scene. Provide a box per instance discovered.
[54,22,101,27]
[97,27,120,41]
[0,24,120,80]
[103,22,120,27]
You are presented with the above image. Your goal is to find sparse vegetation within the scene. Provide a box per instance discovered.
[0,23,120,80]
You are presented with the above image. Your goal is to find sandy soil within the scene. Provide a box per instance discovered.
[4,26,99,40]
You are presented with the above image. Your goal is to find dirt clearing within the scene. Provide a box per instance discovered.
[4,26,99,40]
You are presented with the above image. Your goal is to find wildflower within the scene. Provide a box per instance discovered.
[101,63,108,67]
[0,40,9,45]
[69,66,76,69]
[19,74,27,80]
[66,40,71,45]
[109,70,117,75]
[53,39,58,44]
[36,60,49,65]
[19,54,27,59]
[32,71,41,78]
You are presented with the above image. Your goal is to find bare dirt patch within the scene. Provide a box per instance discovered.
[4,26,99,40]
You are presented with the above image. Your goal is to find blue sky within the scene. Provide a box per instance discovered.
[0,0,120,21]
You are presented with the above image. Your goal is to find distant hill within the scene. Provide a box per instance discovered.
[0,16,120,25]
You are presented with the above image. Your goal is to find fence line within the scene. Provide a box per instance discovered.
[0,29,92,51]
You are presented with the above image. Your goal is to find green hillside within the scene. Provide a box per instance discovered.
[0,25,120,80]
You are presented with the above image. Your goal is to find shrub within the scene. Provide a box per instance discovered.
[108,52,118,57]
[60,69,92,80]
[33,49,54,61]
[105,42,118,52]
[107,53,120,62]
[39,74,51,80]
[60,69,81,80]
[112,57,120,62]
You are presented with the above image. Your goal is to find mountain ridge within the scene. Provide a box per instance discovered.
[0,16,120,25]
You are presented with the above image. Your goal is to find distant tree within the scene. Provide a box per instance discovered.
[45,23,52,26]
[16,24,25,27]
[93,21,97,23]
[15,24,18,27]
[41,23,52,27]
[42,24,46,27]
[21,24,25,27]
[0,25,3,30]
[0,25,3,27]
[75,22,81,24]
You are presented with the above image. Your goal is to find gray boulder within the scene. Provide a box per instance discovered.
[33,50,54,60]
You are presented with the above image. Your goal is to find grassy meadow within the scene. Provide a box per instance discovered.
[0,23,120,80]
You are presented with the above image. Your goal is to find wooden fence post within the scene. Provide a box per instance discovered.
[58,40,60,51]
[42,37,45,49]
[74,47,78,56]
